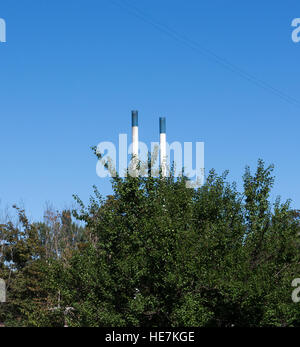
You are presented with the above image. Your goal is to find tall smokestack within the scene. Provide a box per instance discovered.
[159,117,167,177]
[132,110,139,159]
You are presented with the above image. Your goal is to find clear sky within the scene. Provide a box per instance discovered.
[0,0,299,221]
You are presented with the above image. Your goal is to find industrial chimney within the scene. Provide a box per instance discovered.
[132,110,139,159]
[159,117,167,177]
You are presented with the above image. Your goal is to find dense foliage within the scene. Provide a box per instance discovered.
[0,159,300,327]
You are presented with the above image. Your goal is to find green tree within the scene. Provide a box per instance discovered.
[42,158,300,327]
[0,206,86,326]
[1,158,299,327]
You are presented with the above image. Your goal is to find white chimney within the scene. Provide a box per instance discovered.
[132,110,139,159]
[159,117,167,177]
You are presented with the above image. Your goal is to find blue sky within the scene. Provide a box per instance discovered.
[0,0,299,221]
